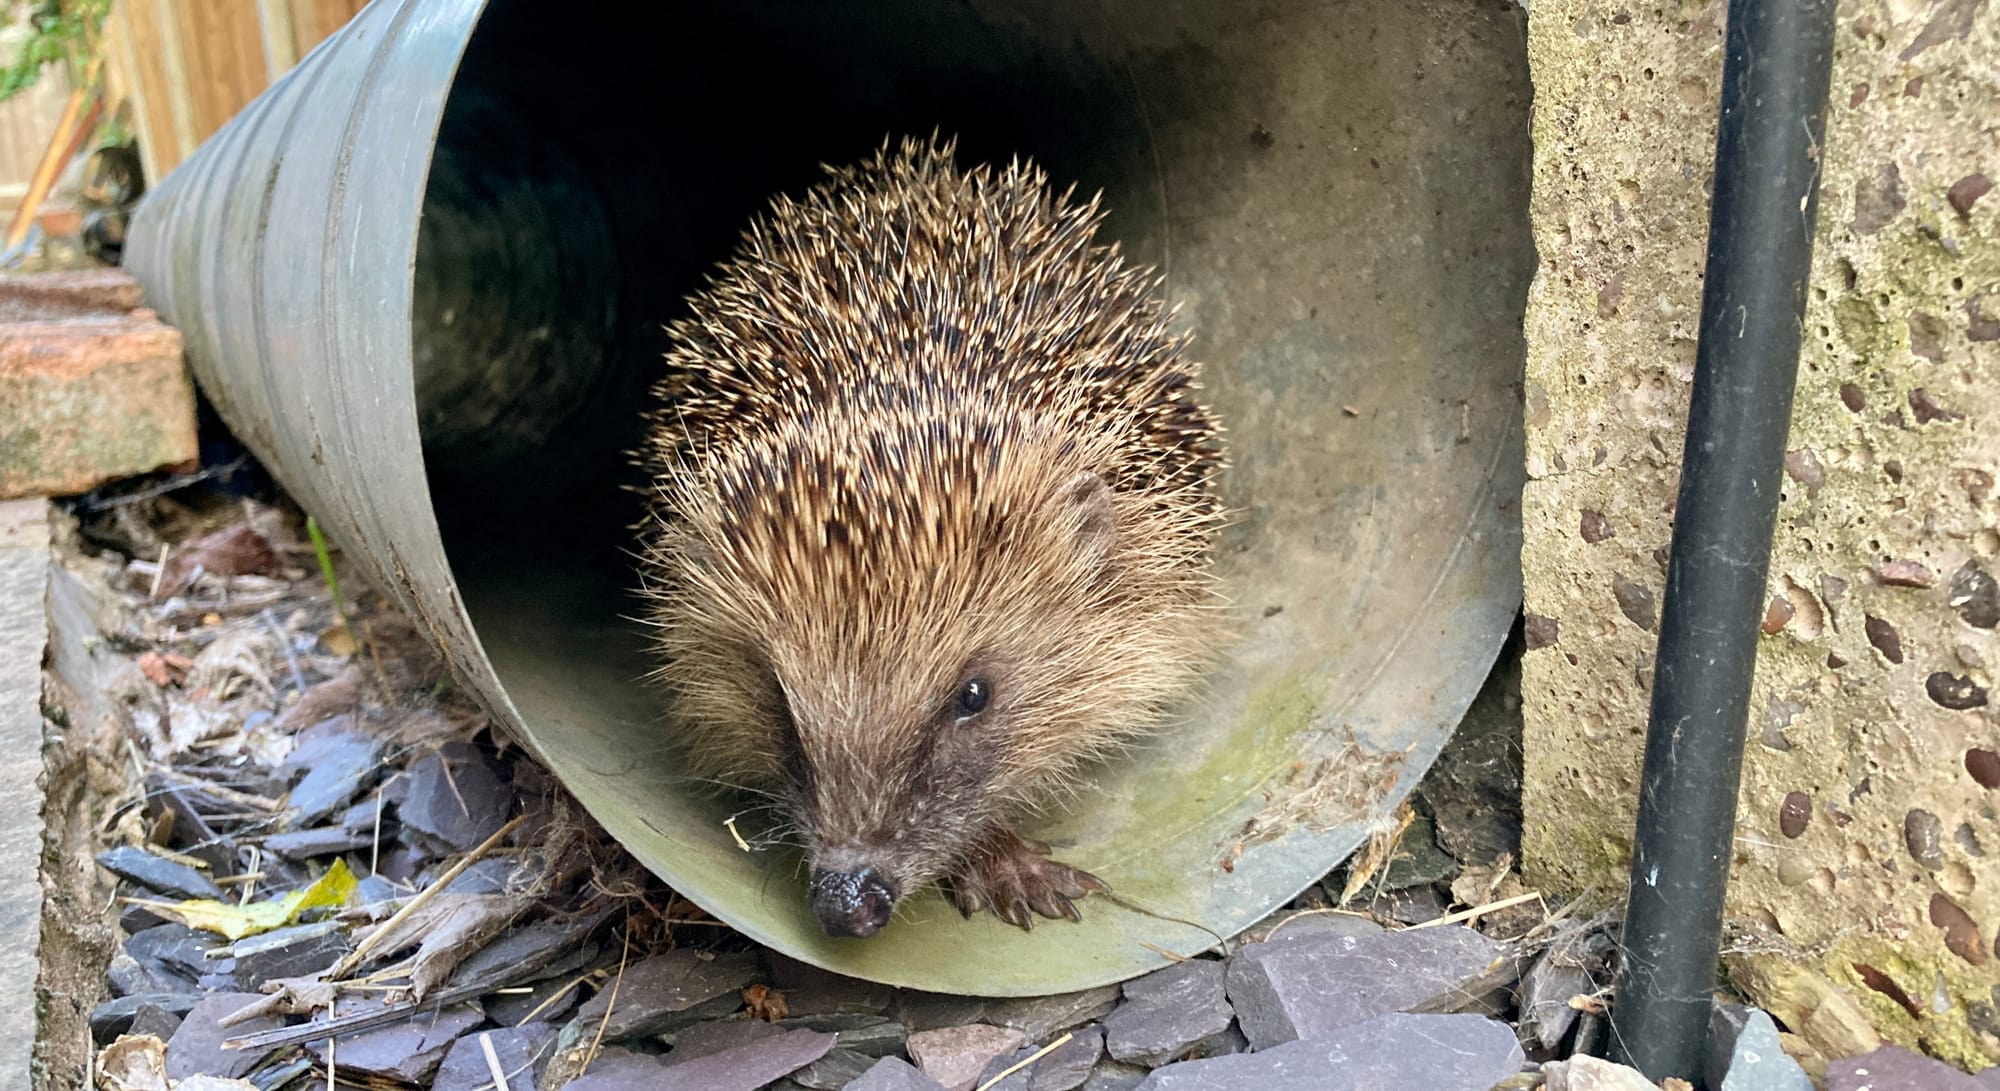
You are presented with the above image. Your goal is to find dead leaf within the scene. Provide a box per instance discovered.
[1339,803,1415,905]
[1450,856,1516,908]
[94,1034,168,1091]
[136,654,170,688]
[224,977,339,1025]
[351,893,515,978]
[1568,993,1609,1015]
[320,625,358,658]
[189,629,274,702]
[744,983,788,1022]
[406,894,534,999]
[274,668,361,732]
[156,525,280,600]
[160,695,239,758]
[134,652,192,688]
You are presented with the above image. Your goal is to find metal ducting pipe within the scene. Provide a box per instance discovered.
[125,0,1534,995]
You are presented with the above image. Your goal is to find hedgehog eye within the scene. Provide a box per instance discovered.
[955,678,992,719]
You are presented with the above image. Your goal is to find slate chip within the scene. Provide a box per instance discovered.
[230,920,351,985]
[281,716,384,824]
[353,875,401,907]
[1133,1013,1523,1091]
[1376,884,1449,925]
[443,855,525,897]
[1825,1044,1987,1090]
[165,992,284,1081]
[486,971,585,1026]
[665,1017,789,1061]
[898,992,992,1032]
[447,906,611,989]
[119,903,173,934]
[107,950,192,997]
[986,986,1120,1044]
[560,1047,679,1091]
[1079,1062,1148,1091]
[90,993,197,1043]
[127,1003,185,1043]
[767,954,897,1019]
[340,794,384,832]
[195,969,242,992]
[1520,945,1597,1051]
[401,743,511,851]
[1102,959,1235,1067]
[96,845,224,900]
[125,923,229,986]
[829,1018,912,1057]
[1032,1026,1108,1091]
[1224,924,1506,1049]
[649,1026,834,1090]
[376,844,428,884]
[1361,812,1459,892]
[979,1025,1105,1091]
[979,1045,1040,1091]
[908,1023,1030,1091]
[1242,910,1384,948]
[262,825,371,860]
[304,1001,485,1083]
[433,1022,559,1091]
[1710,1006,1812,1091]
[789,1047,877,1090]
[570,948,758,1040]
[846,1055,951,1091]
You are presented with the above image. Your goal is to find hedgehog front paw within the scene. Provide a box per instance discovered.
[947,830,1110,930]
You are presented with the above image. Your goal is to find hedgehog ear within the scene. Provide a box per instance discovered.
[1051,470,1118,569]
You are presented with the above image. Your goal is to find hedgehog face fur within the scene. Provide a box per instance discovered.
[636,136,1227,939]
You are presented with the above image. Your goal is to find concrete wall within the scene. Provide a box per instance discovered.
[1518,0,1999,1070]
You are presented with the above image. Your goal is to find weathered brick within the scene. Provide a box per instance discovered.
[0,268,146,318]
[0,269,198,498]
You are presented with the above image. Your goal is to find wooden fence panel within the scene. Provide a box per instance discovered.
[99,0,364,185]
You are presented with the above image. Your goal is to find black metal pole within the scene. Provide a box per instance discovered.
[1607,0,1836,1082]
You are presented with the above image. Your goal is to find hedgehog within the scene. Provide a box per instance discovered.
[634,134,1228,939]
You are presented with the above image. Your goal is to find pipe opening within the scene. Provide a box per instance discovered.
[409,0,1539,988]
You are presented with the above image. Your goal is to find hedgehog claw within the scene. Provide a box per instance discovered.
[998,899,1033,930]
[947,829,1108,931]
[953,887,986,918]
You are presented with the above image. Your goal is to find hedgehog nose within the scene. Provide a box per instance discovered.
[810,866,898,938]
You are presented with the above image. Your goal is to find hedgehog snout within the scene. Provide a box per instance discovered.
[808,861,899,938]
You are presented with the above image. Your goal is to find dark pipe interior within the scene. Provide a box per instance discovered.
[416,1,1155,566]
